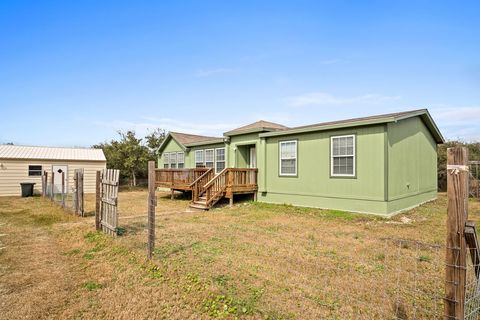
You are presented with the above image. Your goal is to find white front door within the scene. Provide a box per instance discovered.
[249,147,256,168]
[52,165,68,193]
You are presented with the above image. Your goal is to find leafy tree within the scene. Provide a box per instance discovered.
[94,130,163,186]
[145,128,166,155]
[437,140,480,191]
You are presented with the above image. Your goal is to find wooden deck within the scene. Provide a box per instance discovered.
[155,167,258,209]
[155,168,209,190]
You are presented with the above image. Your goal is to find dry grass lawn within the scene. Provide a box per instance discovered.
[1,191,479,319]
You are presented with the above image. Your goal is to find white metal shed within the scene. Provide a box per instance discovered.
[0,145,106,196]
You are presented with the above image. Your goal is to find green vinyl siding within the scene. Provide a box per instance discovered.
[187,143,225,168]
[387,116,437,203]
[157,113,440,216]
[260,125,386,214]
[159,139,184,168]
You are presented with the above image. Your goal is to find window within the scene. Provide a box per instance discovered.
[177,152,185,168]
[28,165,42,176]
[279,141,297,176]
[170,152,177,169]
[215,148,225,173]
[331,135,355,177]
[195,150,205,167]
[205,149,214,168]
[163,153,170,168]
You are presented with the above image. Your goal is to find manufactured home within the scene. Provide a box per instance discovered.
[157,109,444,216]
[0,145,106,196]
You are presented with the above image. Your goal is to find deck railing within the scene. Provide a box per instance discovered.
[190,168,214,202]
[203,168,258,207]
[155,168,209,189]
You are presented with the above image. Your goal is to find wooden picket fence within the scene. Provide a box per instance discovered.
[95,169,120,236]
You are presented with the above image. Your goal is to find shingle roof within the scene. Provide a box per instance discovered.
[0,145,106,161]
[224,120,288,136]
[293,110,426,130]
[170,132,222,145]
[259,109,445,143]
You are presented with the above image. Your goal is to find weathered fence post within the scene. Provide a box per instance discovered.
[50,171,55,201]
[61,171,65,208]
[42,171,47,197]
[78,169,84,216]
[445,147,469,320]
[147,161,157,259]
[95,171,101,230]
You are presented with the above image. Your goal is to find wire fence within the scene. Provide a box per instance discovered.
[41,169,84,216]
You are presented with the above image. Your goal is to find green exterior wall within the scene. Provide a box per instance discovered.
[386,117,438,214]
[157,115,440,216]
[158,138,184,168]
[259,125,388,214]
[159,137,225,169]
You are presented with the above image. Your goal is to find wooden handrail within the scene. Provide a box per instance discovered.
[190,168,214,202]
[189,168,214,188]
[203,168,228,189]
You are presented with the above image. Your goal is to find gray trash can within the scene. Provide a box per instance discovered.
[20,183,36,197]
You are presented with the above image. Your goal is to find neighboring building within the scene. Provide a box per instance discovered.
[157,109,444,216]
[0,145,106,196]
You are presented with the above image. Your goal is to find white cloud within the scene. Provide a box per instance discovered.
[288,92,401,107]
[430,106,480,142]
[93,117,239,138]
[193,68,236,78]
[434,107,480,122]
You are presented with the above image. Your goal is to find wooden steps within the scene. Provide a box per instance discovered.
[187,168,258,210]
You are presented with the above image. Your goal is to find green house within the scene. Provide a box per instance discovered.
[157,109,444,216]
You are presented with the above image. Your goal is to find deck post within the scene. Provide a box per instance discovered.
[445,147,468,320]
[171,189,174,200]
[229,196,233,207]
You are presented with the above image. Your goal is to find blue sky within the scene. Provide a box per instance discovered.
[1,1,479,146]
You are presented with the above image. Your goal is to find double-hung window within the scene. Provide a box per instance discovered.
[205,149,214,168]
[279,140,297,176]
[215,148,225,173]
[170,152,177,169]
[331,135,355,177]
[195,150,205,167]
[177,152,185,168]
[163,153,170,168]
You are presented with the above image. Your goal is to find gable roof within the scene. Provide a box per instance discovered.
[0,145,106,161]
[259,109,445,143]
[158,132,224,153]
[224,120,288,136]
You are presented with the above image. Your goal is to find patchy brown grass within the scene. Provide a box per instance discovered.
[0,192,478,319]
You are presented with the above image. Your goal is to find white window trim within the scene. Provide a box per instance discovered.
[163,153,170,168]
[170,152,177,168]
[195,150,205,167]
[215,147,226,173]
[205,148,214,168]
[177,152,185,168]
[330,134,356,177]
[279,140,297,176]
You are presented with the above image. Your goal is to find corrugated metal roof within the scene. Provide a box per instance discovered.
[0,145,106,161]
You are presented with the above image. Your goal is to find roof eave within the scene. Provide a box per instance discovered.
[259,117,396,138]
[184,138,225,147]
[224,127,283,137]
[158,133,187,154]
